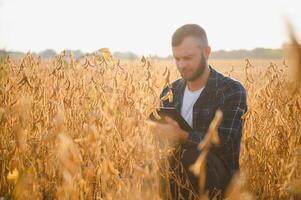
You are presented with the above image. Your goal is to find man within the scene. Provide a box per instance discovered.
[153,24,247,199]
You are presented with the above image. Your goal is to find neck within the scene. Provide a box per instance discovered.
[186,65,210,91]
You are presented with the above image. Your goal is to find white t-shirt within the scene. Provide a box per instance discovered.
[181,85,205,127]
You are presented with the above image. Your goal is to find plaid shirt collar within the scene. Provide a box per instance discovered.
[173,65,219,113]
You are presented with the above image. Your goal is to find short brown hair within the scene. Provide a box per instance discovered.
[172,24,208,47]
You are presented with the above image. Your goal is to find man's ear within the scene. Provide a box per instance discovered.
[203,46,211,59]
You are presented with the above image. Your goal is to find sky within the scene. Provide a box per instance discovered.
[0,0,300,57]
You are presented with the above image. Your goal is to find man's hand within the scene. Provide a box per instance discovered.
[148,116,189,142]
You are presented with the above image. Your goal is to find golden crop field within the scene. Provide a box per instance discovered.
[0,46,300,200]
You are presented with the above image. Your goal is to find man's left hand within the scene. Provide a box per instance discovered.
[148,116,189,142]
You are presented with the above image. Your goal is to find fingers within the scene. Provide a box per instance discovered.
[146,120,158,128]
[146,119,179,141]
[165,116,179,127]
[146,120,165,135]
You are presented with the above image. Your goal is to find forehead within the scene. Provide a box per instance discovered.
[172,36,201,57]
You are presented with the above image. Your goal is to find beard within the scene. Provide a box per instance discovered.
[180,53,207,82]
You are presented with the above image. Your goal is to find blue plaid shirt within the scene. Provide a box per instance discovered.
[160,66,247,175]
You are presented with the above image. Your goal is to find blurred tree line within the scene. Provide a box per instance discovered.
[0,48,283,60]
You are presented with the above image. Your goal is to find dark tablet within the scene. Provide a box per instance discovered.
[149,107,192,132]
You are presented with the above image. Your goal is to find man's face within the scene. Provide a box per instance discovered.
[172,36,208,82]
